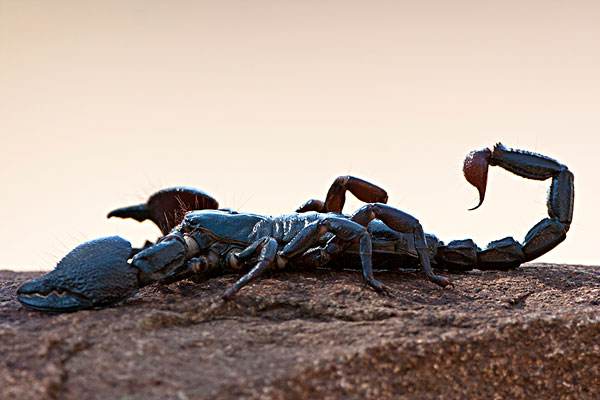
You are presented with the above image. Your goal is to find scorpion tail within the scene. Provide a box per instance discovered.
[436,143,573,272]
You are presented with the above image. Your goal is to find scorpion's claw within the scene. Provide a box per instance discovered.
[107,187,219,234]
[464,147,492,210]
[17,236,139,312]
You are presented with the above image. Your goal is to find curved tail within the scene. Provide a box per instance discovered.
[435,143,574,271]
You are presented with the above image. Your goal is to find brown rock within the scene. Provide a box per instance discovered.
[0,264,599,399]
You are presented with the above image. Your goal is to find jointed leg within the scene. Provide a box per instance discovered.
[352,203,451,287]
[297,176,388,213]
[278,216,388,293]
[222,237,278,300]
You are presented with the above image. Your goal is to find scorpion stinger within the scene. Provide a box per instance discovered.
[463,147,492,210]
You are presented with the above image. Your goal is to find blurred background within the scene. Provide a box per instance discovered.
[1,0,597,269]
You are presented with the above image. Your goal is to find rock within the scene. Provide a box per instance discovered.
[0,264,599,399]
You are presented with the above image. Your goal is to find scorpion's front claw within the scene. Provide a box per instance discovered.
[107,187,219,235]
[17,236,139,312]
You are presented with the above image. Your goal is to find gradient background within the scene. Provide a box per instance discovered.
[1,0,597,270]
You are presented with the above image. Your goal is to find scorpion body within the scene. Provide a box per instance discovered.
[17,143,574,312]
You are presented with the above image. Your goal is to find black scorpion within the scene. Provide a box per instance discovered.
[17,144,574,312]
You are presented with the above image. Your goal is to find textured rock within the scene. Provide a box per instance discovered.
[0,264,599,399]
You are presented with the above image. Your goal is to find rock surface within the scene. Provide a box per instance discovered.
[0,264,599,399]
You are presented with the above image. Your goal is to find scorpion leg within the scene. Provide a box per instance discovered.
[352,203,451,287]
[222,237,278,300]
[278,217,389,293]
[297,176,388,213]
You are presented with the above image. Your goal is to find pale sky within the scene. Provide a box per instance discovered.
[1,0,598,269]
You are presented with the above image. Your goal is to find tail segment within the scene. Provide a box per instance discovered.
[436,143,573,271]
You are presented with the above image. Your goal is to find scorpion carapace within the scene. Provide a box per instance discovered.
[17,143,574,312]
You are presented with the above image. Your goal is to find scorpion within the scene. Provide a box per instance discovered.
[17,143,574,312]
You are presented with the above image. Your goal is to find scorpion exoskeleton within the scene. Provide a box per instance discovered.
[17,143,574,312]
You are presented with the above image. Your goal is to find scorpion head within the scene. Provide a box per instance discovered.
[17,236,139,312]
[464,147,492,210]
